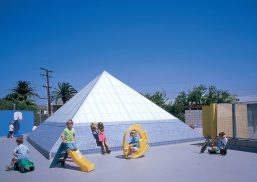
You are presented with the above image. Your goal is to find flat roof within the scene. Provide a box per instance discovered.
[238,95,257,104]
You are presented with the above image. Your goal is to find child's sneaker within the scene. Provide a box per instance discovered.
[102,151,106,155]
[5,166,13,171]
[60,160,65,167]
[107,150,111,154]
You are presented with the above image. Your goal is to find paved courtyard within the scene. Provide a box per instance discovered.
[0,137,256,182]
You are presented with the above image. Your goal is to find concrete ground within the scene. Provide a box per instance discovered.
[0,137,257,182]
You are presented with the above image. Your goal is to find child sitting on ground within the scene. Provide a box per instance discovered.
[128,130,139,158]
[61,119,77,166]
[208,132,228,154]
[6,136,30,171]
[97,122,111,154]
[216,132,228,150]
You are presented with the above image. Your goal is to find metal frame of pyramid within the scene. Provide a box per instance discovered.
[46,71,176,124]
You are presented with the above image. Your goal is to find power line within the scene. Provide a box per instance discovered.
[40,67,53,117]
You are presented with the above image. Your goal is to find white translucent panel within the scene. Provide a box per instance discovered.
[116,114,124,121]
[103,104,111,114]
[137,113,144,120]
[130,113,140,120]
[83,104,92,114]
[79,114,88,123]
[140,114,148,120]
[102,94,111,103]
[91,93,101,103]
[92,86,101,94]
[141,104,149,113]
[119,95,127,103]
[104,104,113,114]
[136,113,143,120]
[131,104,139,113]
[117,105,126,113]
[117,113,129,121]
[131,95,139,103]
[108,114,116,122]
[86,94,94,103]
[129,114,136,120]
[152,113,161,120]
[95,96,104,104]
[150,105,160,113]
[148,113,155,119]
[113,95,122,103]
[126,95,133,103]
[75,114,82,123]
[101,114,109,122]
[94,114,103,122]
[165,112,175,119]
[155,106,166,113]
[86,114,95,122]
[144,104,154,113]
[111,104,121,113]
[95,103,104,113]
[90,103,99,113]
[104,85,116,93]
[123,104,133,113]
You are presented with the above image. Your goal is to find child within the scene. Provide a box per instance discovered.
[6,137,30,171]
[217,132,228,150]
[8,121,14,138]
[90,122,101,146]
[61,119,77,166]
[208,132,228,154]
[97,122,111,154]
[128,130,139,157]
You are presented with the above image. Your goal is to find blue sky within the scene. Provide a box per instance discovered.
[0,0,257,104]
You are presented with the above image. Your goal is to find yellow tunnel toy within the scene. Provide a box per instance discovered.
[123,124,149,159]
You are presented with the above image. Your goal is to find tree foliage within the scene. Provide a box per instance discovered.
[143,85,238,122]
[52,82,77,104]
[1,81,38,110]
[143,91,168,109]
[10,81,38,101]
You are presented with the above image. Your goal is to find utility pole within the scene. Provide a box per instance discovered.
[40,67,53,117]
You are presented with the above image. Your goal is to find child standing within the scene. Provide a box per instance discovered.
[8,121,14,138]
[90,122,101,146]
[97,122,111,154]
[128,130,139,158]
[6,137,30,171]
[61,119,77,166]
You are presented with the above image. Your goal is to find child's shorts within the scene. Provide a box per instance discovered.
[66,142,77,150]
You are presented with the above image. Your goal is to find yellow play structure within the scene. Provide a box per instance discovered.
[67,150,95,172]
[123,124,149,159]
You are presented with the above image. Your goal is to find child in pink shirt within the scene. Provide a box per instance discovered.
[98,122,111,154]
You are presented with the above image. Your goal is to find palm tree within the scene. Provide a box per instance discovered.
[3,93,19,101]
[12,81,38,101]
[52,82,77,104]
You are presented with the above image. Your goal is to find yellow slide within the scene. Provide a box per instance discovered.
[67,150,95,172]
[123,124,149,159]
